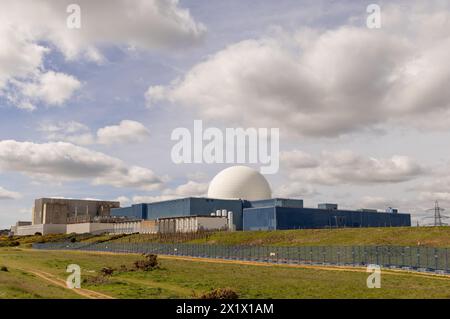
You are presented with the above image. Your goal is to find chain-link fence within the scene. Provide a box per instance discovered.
[33,242,449,274]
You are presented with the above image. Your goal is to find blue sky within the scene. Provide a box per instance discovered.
[1,0,450,228]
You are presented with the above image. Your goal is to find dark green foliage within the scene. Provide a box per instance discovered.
[133,254,159,271]
[200,288,239,299]
[100,267,114,276]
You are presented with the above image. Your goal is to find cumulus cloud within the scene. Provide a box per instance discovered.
[0,140,163,190]
[39,121,96,146]
[114,196,131,206]
[411,173,450,206]
[20,71,81,106]
[274,182,319,199]
[0,0,205,109]
[146,2,450,137]
[39,120,149,146]
[97,120,150,145]
[0,187,21,200]
[281,150,425,185]
[132,180,208,203]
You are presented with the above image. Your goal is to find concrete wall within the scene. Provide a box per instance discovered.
[32,198,120,225]
[66,223,114,234]
[141,220,157,234]
[158,216,228,233]
[15,224,67,236]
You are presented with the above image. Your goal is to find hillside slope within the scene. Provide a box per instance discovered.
[112,227,450,247]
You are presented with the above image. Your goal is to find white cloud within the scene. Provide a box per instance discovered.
[0,140,163,191]
[147,2,450,137]
[0,0,205,60]
[39,121,95,146]
[20,71,81,107]
[39,120,149,146]
[0,0,205,109]
[275,182,319,199]
[97,120,150,145]
[0,187,21,200]
[281,150,318,169]
[282,150,425,185]
[412,174,450,207]
[114,196,131,206]
[355,196,393,211]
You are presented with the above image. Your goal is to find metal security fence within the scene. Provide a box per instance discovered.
[32,242,450,274]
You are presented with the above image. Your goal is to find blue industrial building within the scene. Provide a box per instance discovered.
[111,197,411,231]
[243,206,411,230]
[112,197,244,230]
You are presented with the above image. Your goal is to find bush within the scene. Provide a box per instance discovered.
[133,254,159,271]
[0,241,20,247]
[83,275,109,285]
[0,266,8,272]
[100,267,114,276]
[118,264,128,272]
[200,288,239,299]
[34,232,42,236]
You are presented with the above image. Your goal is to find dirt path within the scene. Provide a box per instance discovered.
[19,268,114,299]
[30,249,450,281]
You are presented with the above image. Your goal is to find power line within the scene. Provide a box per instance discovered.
[423,201,449,226]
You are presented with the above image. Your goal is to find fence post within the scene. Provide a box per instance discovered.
[352,246,355,266]
[434,248,438,272]
[388,247,391,267]
[417,248,420,269]
[446,248,449,273]
[375,246,379,266]
[401,247,405,268]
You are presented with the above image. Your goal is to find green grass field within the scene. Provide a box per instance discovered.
[0,248,449,299]
[111,227,450,247]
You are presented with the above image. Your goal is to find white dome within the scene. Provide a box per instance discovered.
[208,166,272,201]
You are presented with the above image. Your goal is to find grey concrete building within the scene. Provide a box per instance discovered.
[32,198,120,225]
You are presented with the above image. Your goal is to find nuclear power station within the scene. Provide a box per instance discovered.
[10,166,411,236]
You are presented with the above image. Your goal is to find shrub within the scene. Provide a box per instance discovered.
[133,254,159,271]
[118,264,128,272]
[200,288,239,299]
[34,232,42,236]
[0,266,8,272]
[83,275,109,285]
[100,267,114,276]
[6,241,20,247]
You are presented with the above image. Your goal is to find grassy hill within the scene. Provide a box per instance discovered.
[1,248,449,299]
[111,227,450,247]
[2,226,449,248]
